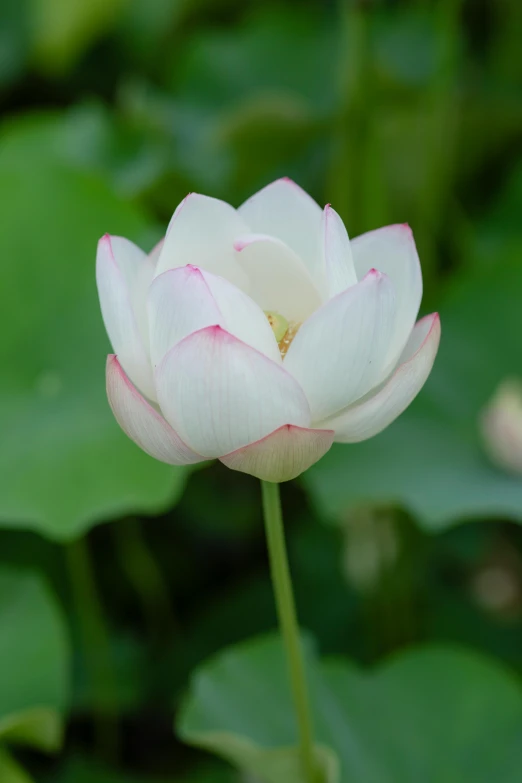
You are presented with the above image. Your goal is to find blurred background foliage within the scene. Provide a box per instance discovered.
[1,0,522,780]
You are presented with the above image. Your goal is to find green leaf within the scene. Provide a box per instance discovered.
[30,0,127,74]
[0,567,69,764]
[0,117,193,540]
[178,634,522,783]
[181,739,338,783]
[321,649,522,781]
[178,634,338,783]
[0,748,33,783]
[0,568,69,720]
[303,256,522,530]
[0,708,61,753]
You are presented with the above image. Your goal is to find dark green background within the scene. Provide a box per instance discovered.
[0,0,521,780]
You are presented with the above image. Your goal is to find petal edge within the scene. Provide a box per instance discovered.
[96,234,156,400]
[238,178,326,292]
[284,269,396,420]
[322,204,357,296]
[234,233,323,322]
[351,223,423,368]
[155,326,311,458]
[323,313,441,443]
[154,193,250,290]
[220,424,334,482]
[106,355,204,465]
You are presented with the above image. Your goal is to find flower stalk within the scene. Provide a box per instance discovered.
[261,480,319,783]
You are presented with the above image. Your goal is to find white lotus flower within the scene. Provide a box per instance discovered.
[96,178,440,482]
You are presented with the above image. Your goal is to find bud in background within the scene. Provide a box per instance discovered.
[480,379,522,477]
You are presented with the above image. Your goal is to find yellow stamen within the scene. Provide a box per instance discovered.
[278,321,301,357]
[265,310,302,357]
[265,311,289,343]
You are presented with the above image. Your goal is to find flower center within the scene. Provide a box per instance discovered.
[265,311,301,358]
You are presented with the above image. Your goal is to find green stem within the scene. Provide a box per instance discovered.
[261,481,318,783]
[65,537,119,763]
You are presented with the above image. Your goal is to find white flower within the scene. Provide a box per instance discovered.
[481,379,522,477]
[96,178,440,482]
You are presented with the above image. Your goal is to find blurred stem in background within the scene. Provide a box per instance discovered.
[331,0,463,289]
[417,0,462,278]
[328,0,371,229]
[65,537,119,764]
[261,481,320,783]
[114,517,177,646]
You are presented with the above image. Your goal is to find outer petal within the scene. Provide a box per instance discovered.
[148,265,281,367]
[238,178,326,294]
[96,234,156,400]
[234,234,323,322]
[284,270,396,421]
[155,326,311,458]
[106,355,204,465]
[351,224,422,368]
[220,424,334,482]
[322,204,357,297]
[154,193,250,290]
[324,313,441,442]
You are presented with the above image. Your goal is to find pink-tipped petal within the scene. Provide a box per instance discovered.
[284,271,396,421]
[155,326,311,458]
[96,235,156,400]
[106,355,204,465]
[323,313,441,442]
[200,265,282,362]
[351,224,422,369]
[148,265,281,368]
[147,266,221,369]
[220,424,334,482]
[234,233,323,321]
[322,204,357,296]
[154,193,250,290]
[238,178,326,291]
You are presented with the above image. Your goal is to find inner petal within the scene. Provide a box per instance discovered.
[155,193,250,291]
[238,178,326,293]
[234,233,323,323]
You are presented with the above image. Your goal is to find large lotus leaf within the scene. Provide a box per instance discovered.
[0,107,169,202]
[303,256,522,530]
[0,748,33,783]
[178,633,522,783]
[0,567,69,783]
[0,118,193,540]
[179,634,337,783]
[0,568,69,731]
